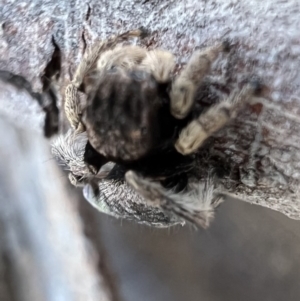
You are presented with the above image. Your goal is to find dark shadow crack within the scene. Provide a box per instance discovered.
[0,69,59,138]
[42,36,61,91]
[0,36,62,138]
[39,36,62,137]
[86,4,91,22]
[42,84,60,138]
[82,4,91,54]
[82,30,87,54]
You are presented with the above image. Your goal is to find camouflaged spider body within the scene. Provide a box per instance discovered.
[53,29,261,228]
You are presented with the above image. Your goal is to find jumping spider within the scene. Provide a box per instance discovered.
[52,28,262,228]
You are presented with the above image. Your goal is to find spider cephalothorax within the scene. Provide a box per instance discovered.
[83,67,174,162]
[52,28,263,228]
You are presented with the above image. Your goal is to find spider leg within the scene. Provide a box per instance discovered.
[73,28,148,87]
[139,49,176,83]
[175,82,259,155]
[64,28,148,131]
[125,170,223,228]
[96,45,148,72]
[64,84,84,132]
[170,42,229,119]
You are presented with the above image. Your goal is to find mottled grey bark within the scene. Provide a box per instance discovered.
[1,1,300,300]
[1,1,300,220]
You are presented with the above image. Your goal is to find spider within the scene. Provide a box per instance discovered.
[52,28,262,228]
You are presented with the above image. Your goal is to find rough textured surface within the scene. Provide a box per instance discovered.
[1,2,300,301]
[1,0,300,219]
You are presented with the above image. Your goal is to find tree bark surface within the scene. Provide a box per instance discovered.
[1,1,300,218]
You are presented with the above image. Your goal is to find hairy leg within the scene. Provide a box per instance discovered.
[139,49,176,83]
[125,170,223,228]
[175,82,260,155]
[96,45,147,73]
[170,42,229,119]
[73,28,148,87]
[64,28,148,131]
